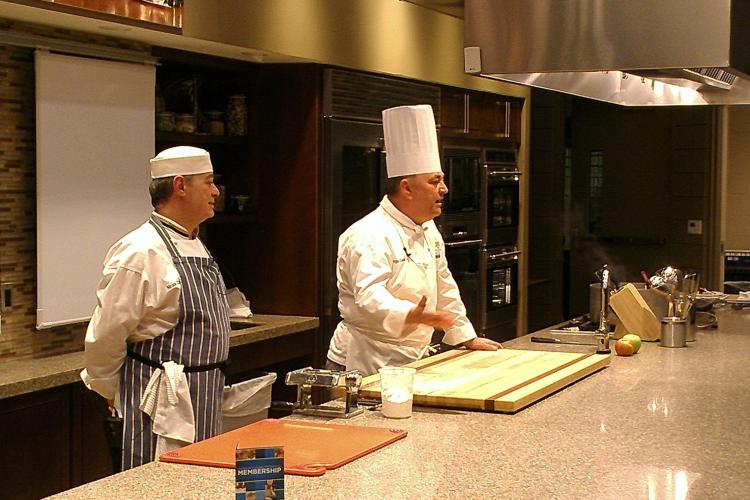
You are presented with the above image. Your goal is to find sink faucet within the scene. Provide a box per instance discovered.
[595,265,612,354]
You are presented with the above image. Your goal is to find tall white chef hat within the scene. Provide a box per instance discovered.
[149,146,213,179]
[382,104,442,178]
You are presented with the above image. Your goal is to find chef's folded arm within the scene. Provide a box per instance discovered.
[81,266,150,400]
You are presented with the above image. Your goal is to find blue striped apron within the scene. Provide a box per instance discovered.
[119,215,231,470]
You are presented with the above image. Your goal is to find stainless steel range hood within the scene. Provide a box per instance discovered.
[464,0,750,106]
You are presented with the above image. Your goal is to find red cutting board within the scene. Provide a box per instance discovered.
[159,419,407,476]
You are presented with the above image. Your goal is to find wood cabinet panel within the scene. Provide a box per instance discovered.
[71,382,116,483]
[249,64,322,317]
[467,91,487,134]
[440,88,467,133]
[468,92,510,137]
[509,99,524,143]
[0,385,117,497]
[0,388,71,499]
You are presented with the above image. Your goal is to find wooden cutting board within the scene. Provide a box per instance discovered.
[159,419,407,476]
[360,348,610,413]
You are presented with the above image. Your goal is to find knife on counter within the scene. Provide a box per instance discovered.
[530,336,598,346]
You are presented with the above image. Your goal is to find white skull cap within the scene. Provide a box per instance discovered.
[382,104,441,178]
[149,146,213,179]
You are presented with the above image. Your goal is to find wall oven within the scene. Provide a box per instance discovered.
[444,238,482,327]
[438,147,482,241]
[442,148,481,213]
[481,147,520,246]
[479,244,519,342]
[321,118,386,342]
[438,146,520,342]
[437,147,483,335]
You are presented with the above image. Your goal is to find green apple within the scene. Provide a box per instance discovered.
[621,334,642,353]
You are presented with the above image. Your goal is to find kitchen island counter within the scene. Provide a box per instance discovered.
[0,314,318,400]
[50,307,749,499]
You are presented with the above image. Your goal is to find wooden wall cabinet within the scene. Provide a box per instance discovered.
[440,87,523,142]
[440,88,468,133]
[468,92,508,138]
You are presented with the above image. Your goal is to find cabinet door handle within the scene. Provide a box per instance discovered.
[504,101,511,138]
[463,94,469,133]
[445,239,483,248]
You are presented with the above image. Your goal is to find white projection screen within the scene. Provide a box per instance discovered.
[35,50,154,328]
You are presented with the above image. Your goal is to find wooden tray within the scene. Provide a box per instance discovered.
[160,419,407,476]
[360,348,610,413]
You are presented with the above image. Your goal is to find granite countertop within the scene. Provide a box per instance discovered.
[50,306,750,499]
[0,314,318,401]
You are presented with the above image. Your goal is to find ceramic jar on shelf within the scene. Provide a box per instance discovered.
[203,110,225,136]
[175,114,196,134]
[226,94,247,136]
[156,112,176,132]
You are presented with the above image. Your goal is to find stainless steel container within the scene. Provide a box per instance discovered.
[660,316,687,348]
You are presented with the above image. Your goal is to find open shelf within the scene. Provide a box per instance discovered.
[156,131,249,146]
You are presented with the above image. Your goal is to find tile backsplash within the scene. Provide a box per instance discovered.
[0,19,149,360]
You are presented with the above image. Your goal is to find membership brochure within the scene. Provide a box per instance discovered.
[235,446,284,500]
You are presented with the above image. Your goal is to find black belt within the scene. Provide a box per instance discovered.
[127,349,229,373]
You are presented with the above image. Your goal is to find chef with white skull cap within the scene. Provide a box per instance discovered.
[325,105,502,377]
[81,146,231,470]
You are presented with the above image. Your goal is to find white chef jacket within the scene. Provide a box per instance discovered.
[327,196,477,376]
[80,212,210,401]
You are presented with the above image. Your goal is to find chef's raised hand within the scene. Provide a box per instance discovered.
[405,296,456,330]
[462,337,503,351]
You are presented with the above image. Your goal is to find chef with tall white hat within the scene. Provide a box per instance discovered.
[325,105,502,377]
[81,146,231,470]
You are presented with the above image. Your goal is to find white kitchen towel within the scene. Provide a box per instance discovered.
[227,287,253,318]
[139,361,195,456]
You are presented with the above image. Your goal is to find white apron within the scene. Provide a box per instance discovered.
[119,216,231,469]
